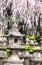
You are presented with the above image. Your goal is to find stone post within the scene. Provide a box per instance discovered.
[24,58,29,65]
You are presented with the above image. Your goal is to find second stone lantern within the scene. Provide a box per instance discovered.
[32,46,42,65]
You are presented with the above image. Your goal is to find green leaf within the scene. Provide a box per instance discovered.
[22,45,33,50]
[29,35,36,40]
[22,45,26,49]
[4,51,8,56]
[29,49,33,53]
[6,49,10,52]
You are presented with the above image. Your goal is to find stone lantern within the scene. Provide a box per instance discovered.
[30,40,38,46]
[32,46,42,65]
[0,48,6,65]
[18,50,31,65]
[0,37,7,59]
[4,22,24,65]
[24,50,31,65]
[0,20,7,65]
[0,37,7,65]
[7,22,24,48]
[0,37,7,48]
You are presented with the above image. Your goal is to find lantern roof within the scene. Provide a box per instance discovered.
[8,22,24,37]
[8,31,24,37]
